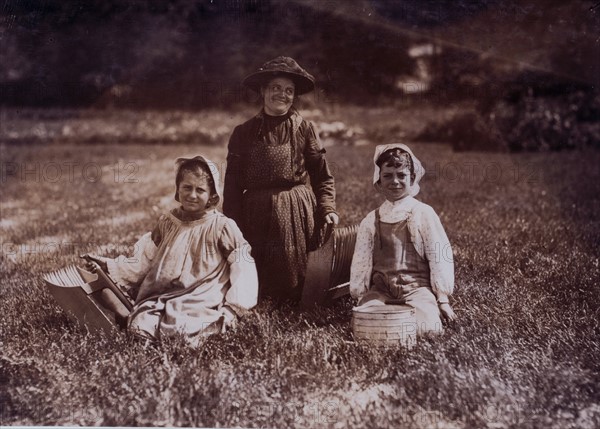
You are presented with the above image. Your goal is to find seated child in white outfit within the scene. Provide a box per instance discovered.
[86,155,258,346]
[350,144,456,334]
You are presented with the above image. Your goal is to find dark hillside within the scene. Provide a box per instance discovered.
[2,0,597,109]
[1,0,414,108]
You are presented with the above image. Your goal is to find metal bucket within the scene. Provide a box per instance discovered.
[352,304,417,348]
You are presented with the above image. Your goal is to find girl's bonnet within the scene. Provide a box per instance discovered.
[174,155,223,203]
[373,143,425,197]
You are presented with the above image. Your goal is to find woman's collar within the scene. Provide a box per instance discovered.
[256,107,297,120]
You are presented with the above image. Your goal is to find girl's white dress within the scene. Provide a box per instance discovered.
[106,208,258,345]
[350,196,454,334]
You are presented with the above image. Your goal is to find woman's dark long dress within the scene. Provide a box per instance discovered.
[223,108,336,301]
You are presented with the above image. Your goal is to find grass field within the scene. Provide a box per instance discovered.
[1,112,599,428]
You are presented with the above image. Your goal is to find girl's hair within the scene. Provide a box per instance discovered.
[175,159,216,201]
[375,148,415,182]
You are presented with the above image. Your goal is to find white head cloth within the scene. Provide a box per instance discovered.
[372,143,425,197]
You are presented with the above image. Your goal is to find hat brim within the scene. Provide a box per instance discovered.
[243,70,315,95]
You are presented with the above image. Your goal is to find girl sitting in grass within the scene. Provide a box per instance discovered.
[85,156,258,346]
[350,144,456,334]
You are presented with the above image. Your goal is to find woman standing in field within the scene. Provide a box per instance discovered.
[223,56,338,302]
[350,144,456,334]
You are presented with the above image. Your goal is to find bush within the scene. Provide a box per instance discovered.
[415,89,600,152]
[491,91,600,152]
[415,110,504,152]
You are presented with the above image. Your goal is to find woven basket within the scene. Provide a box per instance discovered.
[352,304,417,348]
[43,263,132,334]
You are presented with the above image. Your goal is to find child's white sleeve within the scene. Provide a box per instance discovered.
[350,213,375,299]
[219,219,259,314]
[106,232,157,290]
[420,207,454,302]
[224,242,258,312]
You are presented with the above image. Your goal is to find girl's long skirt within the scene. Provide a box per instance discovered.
[240,184,316,301]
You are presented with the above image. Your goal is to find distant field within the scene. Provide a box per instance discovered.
[1,132,599,427]
[0,104,465,148]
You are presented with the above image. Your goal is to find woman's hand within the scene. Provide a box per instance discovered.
[81,254,109,273]
[324,212,339,225]
[439,303,456,322]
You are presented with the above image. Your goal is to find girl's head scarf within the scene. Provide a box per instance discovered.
[174,155,222,204]
[372,143,425,197]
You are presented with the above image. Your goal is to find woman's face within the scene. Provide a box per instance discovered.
[261,77,295,116]
[377,165,413,202]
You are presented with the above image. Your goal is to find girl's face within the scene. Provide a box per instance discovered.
[378,164,413,202]
[261,77,295,116]
[178,171,214,214]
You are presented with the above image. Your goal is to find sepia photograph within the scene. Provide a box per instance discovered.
[1,1,599,427]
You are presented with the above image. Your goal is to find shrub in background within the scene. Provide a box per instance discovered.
[489,89,600,152]
[416,83,599,152]
[415,110,505,152]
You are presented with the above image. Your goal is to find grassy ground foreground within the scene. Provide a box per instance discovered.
[1,139,599,428]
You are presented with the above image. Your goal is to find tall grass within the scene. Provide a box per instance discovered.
[1,136,599,428]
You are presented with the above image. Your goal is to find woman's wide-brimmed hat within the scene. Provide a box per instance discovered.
[243,56,315,95]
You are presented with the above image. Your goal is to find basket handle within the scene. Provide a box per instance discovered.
[80,255,134,311]
[314,222,335,250]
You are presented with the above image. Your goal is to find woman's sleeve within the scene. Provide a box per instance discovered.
[303,122,337,219]
[350,213,375,299]
[420,207,454,302]
[223,126,244,225]
[218,219,259,315]
[106,231,158,293]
